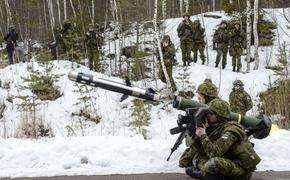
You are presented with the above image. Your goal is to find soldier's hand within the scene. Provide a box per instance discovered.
[196,126,206,138]
[213,43,217,50]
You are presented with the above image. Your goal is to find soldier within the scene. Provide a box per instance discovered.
[58,20,76,61]
[157,35,176,91]
[185,99,261,180]
[229,80,253,116]
[177,13,194,66]
[229,22,244,72]
[192,20,206,64]
[85,24,103,71]
[4,26,19,64]
[179,80,218,168]
[213,20,230,69]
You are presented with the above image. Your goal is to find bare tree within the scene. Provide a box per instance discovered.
[47,0,55,40]
[56,0,62,27]
[92,0,95,24]
[4,0,12,27]
[246,0,252,72]
[179,0,183,16]
[253,0,260,70]
[64,0,67,20]
[154,0,173,94]
[69,0,77,18]
[162,0,167,19]
[184,0,189,13]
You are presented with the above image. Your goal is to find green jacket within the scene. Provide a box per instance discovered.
[192,26,205,44]
[200,121,261,171]
[85,31,103,51]
[229,88,253,115]
[177,20,194,42]
[213,27,229,45]
[229,29,244,49]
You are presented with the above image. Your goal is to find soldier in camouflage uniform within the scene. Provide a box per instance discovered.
[192,20,206,64]
[4,26,19,64]
[179,79,218,168]
[229,22,244,72]
[85,24,103,71]
[229,80,253,116]
[58,20,77,61]
[177,13,194,66]
[157,35,176,91]
[184,99,261,180]
[213,20,230,69]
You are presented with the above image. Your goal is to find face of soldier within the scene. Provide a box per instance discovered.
[206,112,218,124]
[183,16,189,21]
[162,41,169,47]
[235,24,240,30]
[198,94,206,104]
[221,23,227,28]
[234,85,242,90]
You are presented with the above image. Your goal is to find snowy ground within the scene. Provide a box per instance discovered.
[0,9,290,178]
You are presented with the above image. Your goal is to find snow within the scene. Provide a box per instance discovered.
[0,9,290,178]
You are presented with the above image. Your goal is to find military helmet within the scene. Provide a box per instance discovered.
[203,78,212,84]
[208,99,231,119]
[183,13,190,18]
[8,25,15,31]
[233,79,244,86]
[197,82,218,97]
[220,20,228,25]
[63,20,71,29]
[194,20,200,24]
[163,35,170,40]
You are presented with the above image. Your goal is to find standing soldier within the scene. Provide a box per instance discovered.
[59,20,76,61]
[85,24,103,71]
[192,20,206,64]
[229,22,244,72]
[4,26,19,65]
[229,80,253,116]
[177,13,194,66]
[157,35,176,91]
[213,20,229,69]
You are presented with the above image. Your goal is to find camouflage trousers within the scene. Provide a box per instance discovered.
[192,42,206,64]
[229,48,242,69]
[180,40,193,66]
[197,157,252,180]
[215,48,228,68]
[159,60,176,91]
[88,50,100,71]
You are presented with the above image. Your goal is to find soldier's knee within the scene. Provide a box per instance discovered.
[204,158,219,174]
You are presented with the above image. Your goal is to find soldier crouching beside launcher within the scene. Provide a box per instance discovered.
[68,71,271,180]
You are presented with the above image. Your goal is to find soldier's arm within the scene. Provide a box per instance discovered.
[200,131,239,158]
[244,92,253,111]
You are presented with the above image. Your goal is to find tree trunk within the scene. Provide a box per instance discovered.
[179,0,183,16]
[246,0,251,72]
[184,0,189,13]
[154,0,173,94]
[92,0,95,24]
[253,0,259,70]
[162,0,167,19]
[64,0,67,20]
[69,0,76,18]
[47,0,55,40]
[56,0,62,27]
[4,0,12,27]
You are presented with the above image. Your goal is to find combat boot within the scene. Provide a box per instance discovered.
[183,61,186,66]
[232,66,236,72]
[222,65,226,69]
[185,166,203,179]
[202,61,205,65]
[215,63,218,68]
[237,68,240,72]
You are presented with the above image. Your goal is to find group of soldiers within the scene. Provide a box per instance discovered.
[179,78,257,180]
[52,20,103,71]
[2,20,103,72]
[176,14,245,72]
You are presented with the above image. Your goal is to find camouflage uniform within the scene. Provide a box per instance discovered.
[58,21,78,61]
[229,80,253,116]
[177,14,194,66]
[158,35,176,91]
[192,20,206,64]
[4,26,19,64]
[229,23,244,72]
[179,80,218,168]
[185,99,261,180]
[213,21,230,69]
[85,24,104,71]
